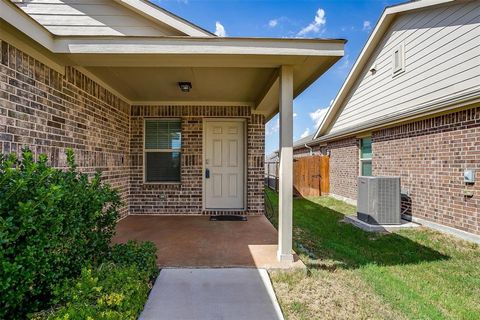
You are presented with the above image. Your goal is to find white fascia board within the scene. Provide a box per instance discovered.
[314,0,455,139]
[0,0,54,51]
[112,0,213,37]
[52,37,345,56]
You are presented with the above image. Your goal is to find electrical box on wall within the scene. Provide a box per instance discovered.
[464,169,475,183]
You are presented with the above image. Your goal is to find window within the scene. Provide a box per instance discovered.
[392,43,405,75]
[144,119,181,182]
[360,137,372,176]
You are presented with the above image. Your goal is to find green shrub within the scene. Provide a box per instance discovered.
[108,241,159,280]
[33,263,150,320]
[0,149,121,319]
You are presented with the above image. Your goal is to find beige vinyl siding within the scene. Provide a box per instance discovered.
[329,1,480,134]
[12,0,182,36]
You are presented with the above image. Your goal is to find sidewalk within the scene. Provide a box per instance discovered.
[139,268,284,320]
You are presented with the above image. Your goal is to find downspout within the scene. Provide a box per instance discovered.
[304,144,313,156]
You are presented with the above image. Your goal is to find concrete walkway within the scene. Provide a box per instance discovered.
[139,268,284,320]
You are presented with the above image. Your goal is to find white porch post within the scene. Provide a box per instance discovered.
[277,65,294,262]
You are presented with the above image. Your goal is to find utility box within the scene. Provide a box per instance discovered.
[464,169,475,183]
[357,176,401,225]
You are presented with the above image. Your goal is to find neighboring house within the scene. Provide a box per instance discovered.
[292,133,317,157]
[0,0,345,261]
[295,0,480,236]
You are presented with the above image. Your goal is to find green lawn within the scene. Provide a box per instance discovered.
[265,188,480,320]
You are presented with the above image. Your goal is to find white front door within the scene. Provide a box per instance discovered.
[204,120,245,210]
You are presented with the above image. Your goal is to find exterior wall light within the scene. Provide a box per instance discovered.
[178,82,192,92]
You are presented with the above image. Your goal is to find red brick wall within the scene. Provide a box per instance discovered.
[0,41,131,217]
[247,114,266,214]
[1,41,266,217]
[304,105,480,235]
[373,105,480,235]
[129,105,265,215]
[293,143,326,158]
[327,137,359,200]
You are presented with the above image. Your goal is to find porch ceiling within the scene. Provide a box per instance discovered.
[72,50,343,120]
[56,37,344,119]
[84,66,277,103]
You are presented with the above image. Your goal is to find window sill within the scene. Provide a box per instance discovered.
[143,181,182,185]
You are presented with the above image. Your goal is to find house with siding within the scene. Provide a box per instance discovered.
[0,0,345,263]
[294,0,480,238]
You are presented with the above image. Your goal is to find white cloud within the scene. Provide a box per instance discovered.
[268,19,278,28]
[265,118,279,136]
[310,107,328,128]
[214,21,227,37]
[363,20,372,31]
[338,54,351,70]
[297,8,326,36]
[300,128,310,139]
[293,112,297,117]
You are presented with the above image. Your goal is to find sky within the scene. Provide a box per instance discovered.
[152,0,404,155]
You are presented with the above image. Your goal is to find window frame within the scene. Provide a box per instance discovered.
[392,42,405,76]
[359,136,372,177]
[143,118,182,184]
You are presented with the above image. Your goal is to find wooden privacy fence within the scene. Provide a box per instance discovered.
[264,155,329,197]
[293,155,329,197]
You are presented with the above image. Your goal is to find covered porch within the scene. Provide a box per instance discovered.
[113,215,305,269]
[2,1,345,263]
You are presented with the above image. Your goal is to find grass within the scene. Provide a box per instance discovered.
[265,188,480,320]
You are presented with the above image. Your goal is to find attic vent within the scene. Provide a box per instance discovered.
[392,43,405,76]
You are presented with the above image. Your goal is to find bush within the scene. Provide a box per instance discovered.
[108,241,159,280]
[32,263,151,320]
[0,149,122,319]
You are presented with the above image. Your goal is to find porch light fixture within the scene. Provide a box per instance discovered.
[178,82,192,92]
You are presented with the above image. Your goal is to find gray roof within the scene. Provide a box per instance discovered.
[268,134,320,157]
[265,152,279,161]
[293,134,316,148]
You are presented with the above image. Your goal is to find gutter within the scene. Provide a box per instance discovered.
[304,144,313,156]
[315,90,480,143]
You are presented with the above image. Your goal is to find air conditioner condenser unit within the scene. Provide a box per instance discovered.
[357,176,401,225]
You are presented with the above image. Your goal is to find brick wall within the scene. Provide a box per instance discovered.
[373,105,480,235]
[326,137,359,200]
[247,114,266,214]
[293,143,326,158]
[1,41,266,217]
[129,105,265,215]
[306,105,480,235]
[0,41,131,217]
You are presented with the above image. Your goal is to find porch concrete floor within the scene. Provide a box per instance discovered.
[113,215,305,269]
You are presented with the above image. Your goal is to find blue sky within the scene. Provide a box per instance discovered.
[153,0,404,155]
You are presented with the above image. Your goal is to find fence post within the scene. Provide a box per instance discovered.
[276,162,279,192]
